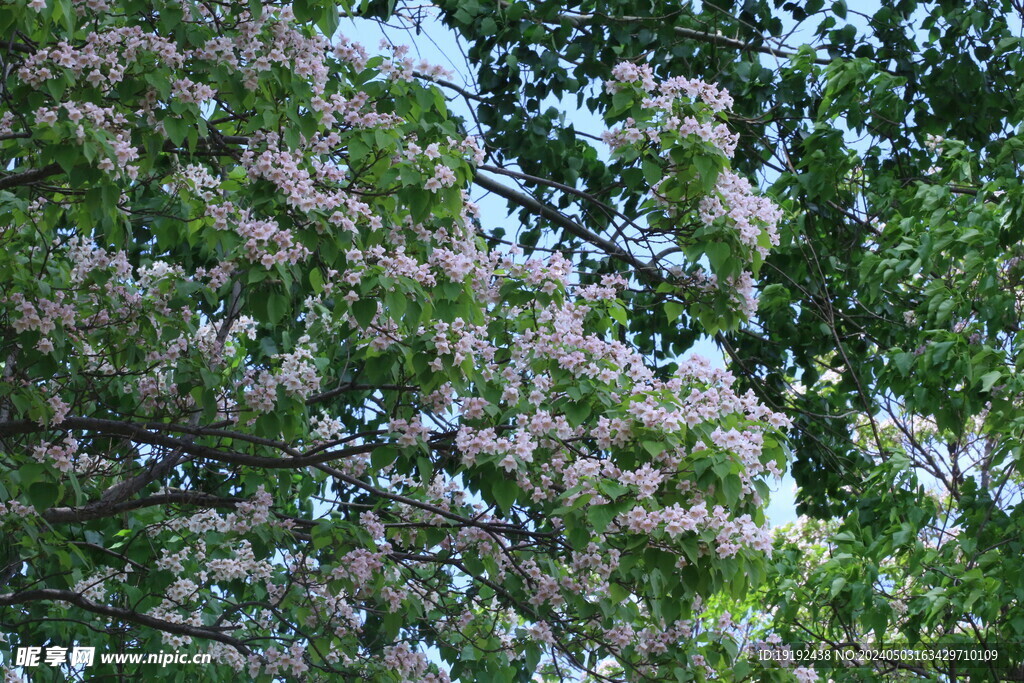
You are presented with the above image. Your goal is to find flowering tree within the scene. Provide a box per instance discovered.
[411,0,1024,679]
[0,0,806,680]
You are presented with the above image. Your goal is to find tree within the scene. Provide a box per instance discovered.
[2,0,1023,680]
[403,0,1024,679]
[0,0,800,680]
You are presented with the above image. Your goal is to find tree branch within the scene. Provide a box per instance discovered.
[0,589,252,653]
[512,4,833,65]
[473,172,665,284]
[0,417,376,468]
[0,163,61,190]
[44,491,244,524]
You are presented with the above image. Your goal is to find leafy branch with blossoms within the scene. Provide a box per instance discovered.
[0,0,815,680]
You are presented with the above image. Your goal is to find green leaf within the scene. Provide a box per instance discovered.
[55,0,74,33]
[266,292,288,324]
[597,479,629,500]
[979,370,1001,392]
[664,300,685,322]
[705,242,731,273]
[892,351,915,376]
[587,504,618,534]
[371,446,398,471]
[308,267,324,293]
[317,6,340,37]
[564,401,591,426]
[164,117,189,147]
[384,290,408,321]
[607,301,628,326]
[491,479,517,514]
[642,158,662,185]
[352,299,377,328]
[28,482,59,510]
[642,440,665,457]
[18,463,46,489]
[52,145,79,174]
[292,0,316,22]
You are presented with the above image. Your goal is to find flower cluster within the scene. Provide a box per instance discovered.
[601,61,783,320]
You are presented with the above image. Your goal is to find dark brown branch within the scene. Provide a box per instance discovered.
[0,163,61,190]
[0,417,375,468]
[0,41,34,54]
[473,172,665,284]
[44,491,244,524]
[305,382,419,405]
[516,4,833,65]
[317,463,556,540]
[0,589,252,653]
[419,75,486,102]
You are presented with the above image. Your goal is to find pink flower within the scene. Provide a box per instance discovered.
[794,667,818,682]
[35,108,57,125]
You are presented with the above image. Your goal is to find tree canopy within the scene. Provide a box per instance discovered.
[0,0,1022,681]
